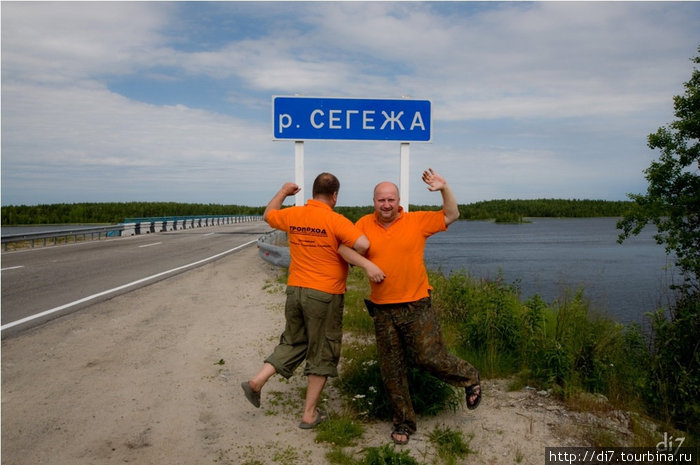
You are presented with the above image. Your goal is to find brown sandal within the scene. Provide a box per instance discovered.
[466,382,481,410]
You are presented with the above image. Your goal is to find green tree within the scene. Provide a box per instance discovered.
[618,46,700,435]
[617,47,700,291]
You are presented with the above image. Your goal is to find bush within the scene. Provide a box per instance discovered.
[431,269,523,377]
[646,292,700,435]
[339,260,697,441]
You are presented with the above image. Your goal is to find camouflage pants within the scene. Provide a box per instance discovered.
[372,297,480,434]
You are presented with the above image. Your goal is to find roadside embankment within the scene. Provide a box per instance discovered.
[1,245,655,465]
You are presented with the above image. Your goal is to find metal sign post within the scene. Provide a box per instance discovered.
[400,142,410,211]
[295,141,304,206]
[272,96,432,209]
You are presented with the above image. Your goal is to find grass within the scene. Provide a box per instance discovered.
[342,266,375,335]
[336,340,462,421]
[426,425,473,465]
[334,265,698,453]
[357,444,422,465]
[315,414,364,447]
[252,260,696,463]
[323,425,473,465]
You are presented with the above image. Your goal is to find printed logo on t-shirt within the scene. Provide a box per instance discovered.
[289,225,328,237]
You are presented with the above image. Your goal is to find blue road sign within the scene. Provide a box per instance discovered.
[272,96,432,142]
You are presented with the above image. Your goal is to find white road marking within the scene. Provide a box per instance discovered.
[138,242,162,248]
[1,266,25,271]
[1,240,257,331]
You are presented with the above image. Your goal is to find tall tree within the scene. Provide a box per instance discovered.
[618,46,700,291]
[618,47,700,434]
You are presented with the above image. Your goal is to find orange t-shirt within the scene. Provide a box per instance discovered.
[266,199,363,294]
[356,208,446,304]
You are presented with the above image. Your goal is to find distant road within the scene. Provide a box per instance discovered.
[1,221,273,335]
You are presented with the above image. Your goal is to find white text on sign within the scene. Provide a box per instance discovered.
[272,97,432,142]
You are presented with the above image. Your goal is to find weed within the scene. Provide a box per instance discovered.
[337,343,391,420]
[426,425,473,465]
[326,446,358,465]
[515,448,524,463]
[315,414,364,447]
[588,425,622,448]
[272,445,301,464]
[359,444,421,465]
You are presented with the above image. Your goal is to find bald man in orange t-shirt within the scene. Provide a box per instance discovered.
[242,172,384,430]
[346,168,481,446]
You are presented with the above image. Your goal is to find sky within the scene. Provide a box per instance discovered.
[2,1,699,208]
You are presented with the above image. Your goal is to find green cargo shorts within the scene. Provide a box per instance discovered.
[265,286,344,378]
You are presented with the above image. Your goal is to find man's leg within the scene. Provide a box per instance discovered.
[242,362,276,408]
[402,298,481,406]
[247,362,276,393]
[301,374,327,424]
[243,287,306,408]
[266,287,309,378]
[298,289,342,426]
[374,308,417,436]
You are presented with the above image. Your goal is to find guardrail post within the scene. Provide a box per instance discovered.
[122,222,136,236]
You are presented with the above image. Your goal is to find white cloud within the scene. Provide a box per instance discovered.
[1,2,173,85]
[1,1,698,207]
[1,81,282,204]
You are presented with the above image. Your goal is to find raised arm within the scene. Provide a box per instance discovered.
[263,182,301,222]
[422,168,459,226]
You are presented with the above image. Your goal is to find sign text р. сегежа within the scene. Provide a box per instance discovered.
[272,96,432,142]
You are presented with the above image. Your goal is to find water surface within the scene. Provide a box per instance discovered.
[424,218,678,324]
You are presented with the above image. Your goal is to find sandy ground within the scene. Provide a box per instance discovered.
[2,245,639,465]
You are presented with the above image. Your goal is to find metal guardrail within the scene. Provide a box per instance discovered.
[2,215,263,251]
[122,215,261,235]
[1,225,124,250]
[257,230,290,268]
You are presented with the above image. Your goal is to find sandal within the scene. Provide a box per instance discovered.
[466,379,482,410]
[241,381,261,408]
[391,425,410,445]
[298,409,328,429]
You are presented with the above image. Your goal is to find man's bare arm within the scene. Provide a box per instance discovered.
[263,182,300,222]
[338,244,385,283]
[422,168,459,226]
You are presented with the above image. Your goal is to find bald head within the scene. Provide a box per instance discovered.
[373,182,401,225]
[374,182,399,200]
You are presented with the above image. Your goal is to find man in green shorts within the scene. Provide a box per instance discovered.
[241,173,385,429]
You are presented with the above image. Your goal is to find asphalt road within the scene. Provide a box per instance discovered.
[0,221,274,336]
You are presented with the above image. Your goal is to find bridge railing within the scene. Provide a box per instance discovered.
[122,215,261,235]
[2,215,263,251]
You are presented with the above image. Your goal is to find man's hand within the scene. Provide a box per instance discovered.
[364,262,386,283]
[264,182,301,222]
[337,245,386,283]
[422,168,447,192]
[280,182,301,197]
[422,167,459,225]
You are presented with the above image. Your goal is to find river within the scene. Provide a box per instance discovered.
[424,217,679,324]
[4,219,678,324]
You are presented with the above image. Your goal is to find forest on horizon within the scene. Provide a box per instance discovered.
[1,199,635,226]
